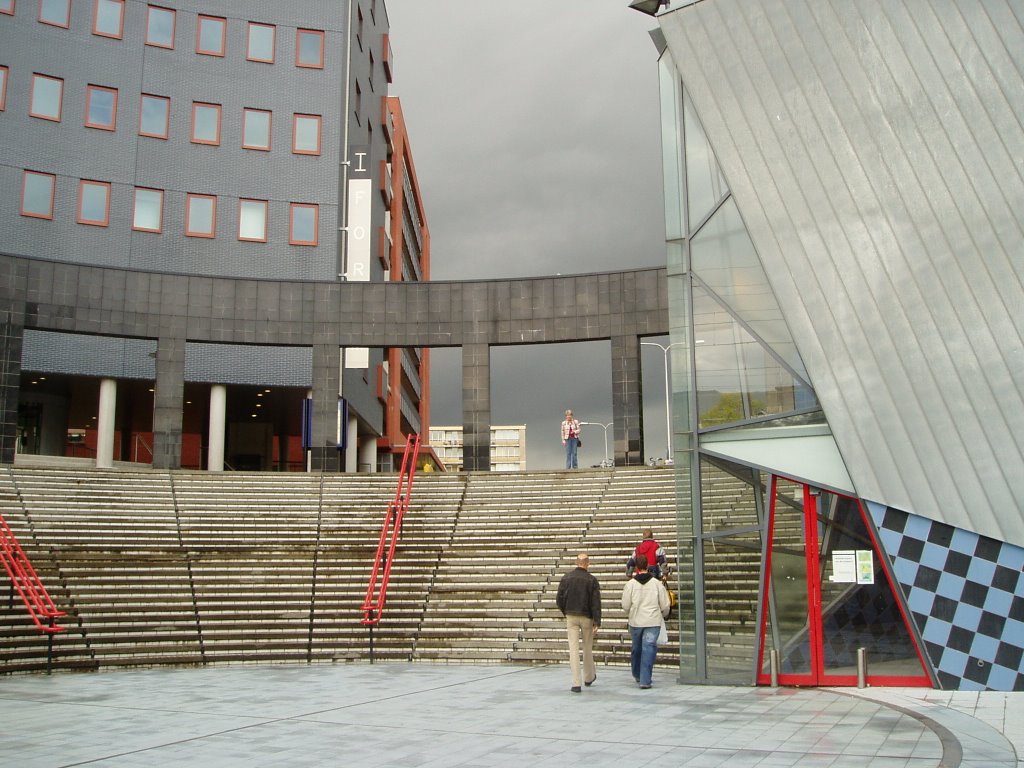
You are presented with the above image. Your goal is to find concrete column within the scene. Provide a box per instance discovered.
[346,414,358,472]
[152,336,185,470]
[96,378,117,468]
[310,344,341,472]
[358,433,377,472]
[462,343,490,471]
[611,334,643,466]
[208,384,226,471]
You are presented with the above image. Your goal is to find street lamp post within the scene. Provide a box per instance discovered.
[641,340,685,463]
[579,421,613,467]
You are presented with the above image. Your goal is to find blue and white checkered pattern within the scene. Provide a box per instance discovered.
[867,501,1024,691]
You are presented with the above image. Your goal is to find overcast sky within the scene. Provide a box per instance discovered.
[385,1,673,469]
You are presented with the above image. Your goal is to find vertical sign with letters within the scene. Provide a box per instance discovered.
[345,144,371,368]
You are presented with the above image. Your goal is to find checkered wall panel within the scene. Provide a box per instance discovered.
[866,502,1024,691]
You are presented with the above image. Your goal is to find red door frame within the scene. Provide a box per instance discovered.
[756,475,933,687]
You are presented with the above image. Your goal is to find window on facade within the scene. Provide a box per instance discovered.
[84,85,117,130]
[0,67,7,111]
[39,0,69,27]
[239,199,268,242]
[30,74,63,121]
[289,203,318,245]
[196,15,226,56]
[247,22,275,63]
[132,187,163,232]
[139,93,169,138]
[292,113,321,155]
[21,171,55,219]
[185,193,216,237]
[145,5,174,48]
[93,0,124,39]
[77,180,111,226]
[0,0,14,16]
[191,102,221,145]
[242,108,271,151]
[296,29,324,68]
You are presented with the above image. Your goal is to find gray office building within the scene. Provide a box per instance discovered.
[641,0,1024,690]
[1,0,399,472]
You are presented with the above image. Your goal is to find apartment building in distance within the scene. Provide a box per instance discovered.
[429,425,527,472]
[0,0,430,472]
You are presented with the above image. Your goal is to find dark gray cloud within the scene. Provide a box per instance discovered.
[386,1,671,467]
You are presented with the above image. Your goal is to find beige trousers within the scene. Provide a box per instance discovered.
[565,614,596,687]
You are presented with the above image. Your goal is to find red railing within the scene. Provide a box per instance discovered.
[361,434,421,626]
[1,512,66,635]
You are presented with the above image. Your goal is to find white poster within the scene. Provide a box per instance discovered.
[830,550,856,582]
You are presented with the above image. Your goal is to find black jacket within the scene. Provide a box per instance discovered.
[556,567,602,625]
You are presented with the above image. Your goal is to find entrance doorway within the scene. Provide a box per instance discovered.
[756,476,932,686]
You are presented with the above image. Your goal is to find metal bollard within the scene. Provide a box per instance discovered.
[770,649,780,687]
[857,647,867,688]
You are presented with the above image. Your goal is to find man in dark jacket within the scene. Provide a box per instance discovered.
[556,552,601,693]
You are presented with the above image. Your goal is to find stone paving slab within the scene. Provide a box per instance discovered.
[0,663,1016,767]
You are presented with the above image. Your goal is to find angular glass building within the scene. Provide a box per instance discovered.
[644,0,1024,690]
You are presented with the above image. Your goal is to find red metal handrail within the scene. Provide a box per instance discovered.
[0,512,66,634]
[361,434,421,626]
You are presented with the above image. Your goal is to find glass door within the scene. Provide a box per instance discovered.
[757,476,932,687]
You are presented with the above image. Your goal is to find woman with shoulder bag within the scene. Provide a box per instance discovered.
[620,553,671,689]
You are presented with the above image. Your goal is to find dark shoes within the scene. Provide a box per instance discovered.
[570,686,582,693]
[639,684,652,689]
[584,673,597,687]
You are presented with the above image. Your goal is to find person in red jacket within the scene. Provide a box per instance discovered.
[626,529,668,580]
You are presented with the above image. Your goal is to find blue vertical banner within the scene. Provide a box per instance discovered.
[300,398,312,451]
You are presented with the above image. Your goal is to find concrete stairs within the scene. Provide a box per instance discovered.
[0,463,763,676]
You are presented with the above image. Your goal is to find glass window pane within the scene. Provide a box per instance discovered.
[0,67,7,111]
[22,172,55,218]
[31,75,63,120]
[140,94,169,137]
[86,86,116,129]
[296,29,323,67]
[146,6,174,47]
[192,103,219,144]
[186,195,215,236]
[133,188,162,231]
[197,16,225,55]
[40,0,69,26]
[94,0,123,37]
[291,205,316,244]
[293,114,320,154]
[248,23,274,62]
[684,87,728,231]
[239,200,266,241]
[79,182,110,225]
[243,110,271,150]
[0,1,14,15]
[691,198,810,384]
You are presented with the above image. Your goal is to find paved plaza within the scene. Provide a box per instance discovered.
[0,663,1020,767]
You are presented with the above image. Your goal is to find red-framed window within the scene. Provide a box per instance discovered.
[38,0,70,28]
[0,66,8,111]
[77,179,111,226]
[238,198,268,242]
[84,84,118,130]
[145,5,174,48]
[246,22,275,63]
[295,28,324,69]
[93,0,123,39]
[292,113,321,155]
[0,0,15,16]
[30,73,63,121]
[139,93,170,138]
[196,14,226,56]
[21,170,56,219]
[185,193,216,238]
[132,187,163,232]
[191,101,221,145]
[289,203,318,246]
[242,108,271,151]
